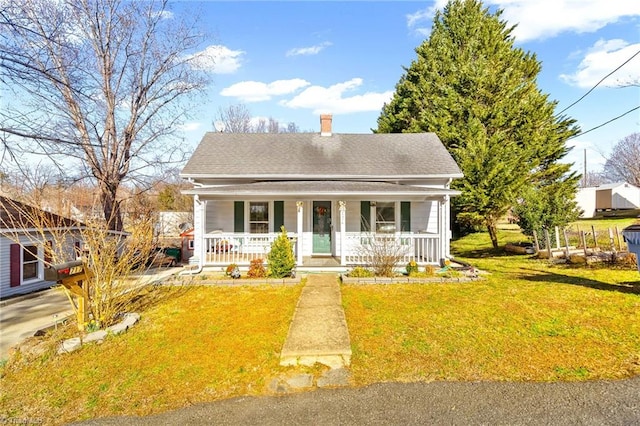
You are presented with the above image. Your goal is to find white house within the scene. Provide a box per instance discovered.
[576,182,640,218]
[1,196,84,298]
[180,115,463,272]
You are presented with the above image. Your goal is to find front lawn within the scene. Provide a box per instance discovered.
[2,225,639,424]
[342,230,640,384]
[0,283,303,425]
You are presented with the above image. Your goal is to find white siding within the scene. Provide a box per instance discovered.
[205,200,234,232]
[344,201,361,232]
[612,185,640,209]
[576,187,596,218]
[282,201,298,233]
[0,231,80,299]
[412,200,438,234]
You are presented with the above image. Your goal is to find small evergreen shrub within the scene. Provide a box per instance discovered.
[267,226,296,278]
[406,260,419,275]
[247,258,266,278]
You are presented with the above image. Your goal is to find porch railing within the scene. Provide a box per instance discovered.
[342,233,441,265]
[202,232,441,266]
[203,233,292,265]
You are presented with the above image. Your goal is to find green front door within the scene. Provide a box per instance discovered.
[312,201,331,254]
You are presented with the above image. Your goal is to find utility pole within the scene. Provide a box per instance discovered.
[583,149,587,187]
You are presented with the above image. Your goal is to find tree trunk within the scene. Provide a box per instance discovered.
[100,184,124,232]
[487,221,499,249]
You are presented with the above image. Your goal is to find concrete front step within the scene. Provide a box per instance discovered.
[280,274,352,369]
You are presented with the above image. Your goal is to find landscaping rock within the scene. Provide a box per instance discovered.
[58,337,82,354]
[286,374,314,389]
[107,312,140,335]
[84,330,108,343]
[317,368,351,388]
[268,378,290,394]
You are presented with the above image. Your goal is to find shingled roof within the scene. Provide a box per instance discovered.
[0,196,80,230]
[180,132,462,179]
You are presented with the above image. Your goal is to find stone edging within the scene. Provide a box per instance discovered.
[187,277,302,286]
[340,274,480,284]
[58,313,140,354]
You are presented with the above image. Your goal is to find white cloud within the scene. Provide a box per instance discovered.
[187,45,245,74]
[560,39,640,88]
[155,10,174,20]
[490,0,640,42]
[220,79,310,102]
[279,78,394,115]
[406,1,447,36]
[406,1,640,43]
[286,41,332,57]
[179,122,202,132]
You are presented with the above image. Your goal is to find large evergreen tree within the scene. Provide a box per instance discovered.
[376,0,580,248]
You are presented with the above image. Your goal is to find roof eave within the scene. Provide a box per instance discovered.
[180,173,464,180]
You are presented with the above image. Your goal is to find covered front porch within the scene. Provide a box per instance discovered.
[185,180,458,270]
[200,231,443,267]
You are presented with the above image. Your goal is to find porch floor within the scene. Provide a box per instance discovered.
[302,256,342,267]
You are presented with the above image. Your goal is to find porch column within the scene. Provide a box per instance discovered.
[439,196,448,262]
[201,200,208,266]
[296,201,304,266]
[192,196,207,267]
[444,195,451,258]
[339,200,346,265]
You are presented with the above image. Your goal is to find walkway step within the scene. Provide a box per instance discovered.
[280,274,352,369]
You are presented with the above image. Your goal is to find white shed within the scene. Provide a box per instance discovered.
[576,182,640,218]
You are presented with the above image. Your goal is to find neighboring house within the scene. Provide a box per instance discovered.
[180,115,463,271]
[156,211,193,238]
[576,182,640,218]
[0,196,84,298]
[180,228,194,262]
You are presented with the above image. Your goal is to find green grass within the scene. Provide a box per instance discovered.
[0,283,303,425]
[342,227,640,385]
[2,219,640,424]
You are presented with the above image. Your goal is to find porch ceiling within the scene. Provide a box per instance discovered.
[183,180,460,200]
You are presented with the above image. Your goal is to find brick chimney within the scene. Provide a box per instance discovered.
[320,114,332,136]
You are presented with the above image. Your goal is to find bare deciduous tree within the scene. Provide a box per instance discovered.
[0,0,210,231]
[603,133,640,186]
[213,104,253,133]
[214,103,304,134]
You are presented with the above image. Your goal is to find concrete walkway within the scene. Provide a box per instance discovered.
[280,274,351,369]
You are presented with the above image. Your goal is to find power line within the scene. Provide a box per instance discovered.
[558,49,640,116]
[568,105,640,140]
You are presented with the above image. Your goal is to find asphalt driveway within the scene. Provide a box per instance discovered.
[73,377,640,425]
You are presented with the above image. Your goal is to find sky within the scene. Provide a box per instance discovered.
[175,1,639,175]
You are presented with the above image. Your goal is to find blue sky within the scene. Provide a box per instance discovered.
[176,0,640,175]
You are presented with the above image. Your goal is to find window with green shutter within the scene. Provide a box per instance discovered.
[360,201,370,232]
[234,201,244,233]
[401,201,411,232]
[274,201,284,231]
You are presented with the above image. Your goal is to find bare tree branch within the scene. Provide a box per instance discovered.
[0,0,211,230]
[603,132,640,186]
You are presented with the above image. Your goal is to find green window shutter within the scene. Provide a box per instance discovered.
[401,201,411,232]
[360,201,370,232]
[234,201,244,233]
[274,201,284,232]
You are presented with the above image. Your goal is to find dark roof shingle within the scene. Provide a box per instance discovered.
[181,132,462,178]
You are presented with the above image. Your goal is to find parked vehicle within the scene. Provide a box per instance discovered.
[147,248,177,268]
